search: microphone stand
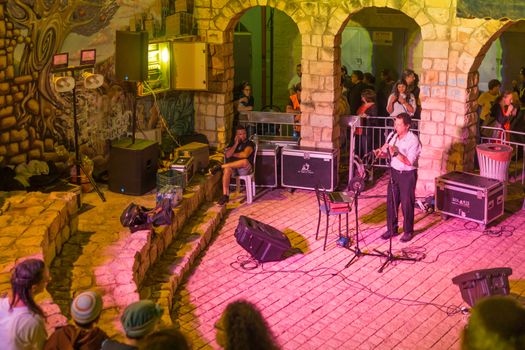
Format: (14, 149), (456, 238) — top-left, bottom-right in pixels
(374, 134), (417, 272)
(345, 156), (383, 267)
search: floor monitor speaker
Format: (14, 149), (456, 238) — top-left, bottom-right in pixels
(234, 216), (291, 263)
(109, 138), (159, 195)
(452, 267), (512, 307)
(115, 31), (148, 82)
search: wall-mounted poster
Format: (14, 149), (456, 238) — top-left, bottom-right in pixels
(372, 31), (393, 46)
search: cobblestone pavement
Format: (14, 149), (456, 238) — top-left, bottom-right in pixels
(173, 177), (525, 349)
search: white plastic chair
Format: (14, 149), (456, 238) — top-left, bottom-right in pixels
(233, 136), (258, 204)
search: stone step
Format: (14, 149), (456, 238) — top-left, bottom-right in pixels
(139, 202), (227, 326)
(45, 173), (221, 338)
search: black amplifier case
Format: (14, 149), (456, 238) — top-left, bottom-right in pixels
(255, 143), (280, 188)
(435, 171), (504, 228)
(281, 146), (338, 191)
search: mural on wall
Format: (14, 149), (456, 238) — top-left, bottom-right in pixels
(1, 0), (195, 172)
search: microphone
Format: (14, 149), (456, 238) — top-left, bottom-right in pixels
(386, 129), (397, 143)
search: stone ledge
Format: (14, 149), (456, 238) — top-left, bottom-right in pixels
(139, 202), (227, 325)
(92, 173), (221, 338)
(0, 191), (78, 292)
(0, 190), (78, 332)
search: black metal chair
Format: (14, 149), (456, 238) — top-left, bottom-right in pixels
(314, 185), (351, 251)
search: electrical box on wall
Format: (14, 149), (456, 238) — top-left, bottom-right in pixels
(137, 41), (171, 96)
(171, 42), (208, 90)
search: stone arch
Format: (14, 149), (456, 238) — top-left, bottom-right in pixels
(440, 19), (513, 173)
(196, 1), (307, 147)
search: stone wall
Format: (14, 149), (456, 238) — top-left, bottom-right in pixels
(0, 0), (515, 193)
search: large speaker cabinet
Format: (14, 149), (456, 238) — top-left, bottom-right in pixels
(234, 216), (291, 263)
(109, 138), (159, 195)
(115, 31), (148, 82)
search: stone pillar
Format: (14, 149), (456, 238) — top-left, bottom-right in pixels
(300, 34), (339, 150)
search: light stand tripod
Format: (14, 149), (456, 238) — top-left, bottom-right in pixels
(71, 81), (106, 204)
(345, 175), (383, 267)
(53, 63), (106, 206)
(373, 145), (416, 273)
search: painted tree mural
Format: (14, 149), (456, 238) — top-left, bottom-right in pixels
(6, 0), (119, 141)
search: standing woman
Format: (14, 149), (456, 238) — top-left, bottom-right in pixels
(387, 80), (416, 118)
(491, 91), (518, 142)
(0, 259), (49, 350)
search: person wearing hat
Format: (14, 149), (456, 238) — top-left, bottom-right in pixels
(44, 291), (108, 350)
(101, 300), (163, 350)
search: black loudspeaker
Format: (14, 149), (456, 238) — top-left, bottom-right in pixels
(109, 138), (159, 195)
(234, 216), (291, 263)
(452, 267), (512, 307)
(115, 30), (148, 82)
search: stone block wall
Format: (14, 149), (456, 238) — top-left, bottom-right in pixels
(0, 190), (78, 333)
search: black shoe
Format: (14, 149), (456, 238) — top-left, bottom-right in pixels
(381, 231), (398, 240)
(217, 195), (229, 205)
(210, 165), (222, 175)
(400, 232), (414, 242)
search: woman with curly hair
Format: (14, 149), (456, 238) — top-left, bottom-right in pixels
(0, 258), (49, 350)
(215, 300), (279, 350)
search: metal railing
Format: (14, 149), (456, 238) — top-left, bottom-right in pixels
(344, 116), (421, 170)
(238, 111), (299, 140)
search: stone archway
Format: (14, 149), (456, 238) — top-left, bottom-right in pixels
(331, 1), (445, 194)
(443, 18), (512, 174)
(193, 1), (311, 148)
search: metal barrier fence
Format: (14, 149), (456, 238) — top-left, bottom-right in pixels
(346, 116), (421, 171)
(480, 126), (525, 184)
(238, 111), (299, 138)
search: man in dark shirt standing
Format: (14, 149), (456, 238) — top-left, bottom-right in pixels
(211, 125), (255, 205)
(348, 70), (367, 115)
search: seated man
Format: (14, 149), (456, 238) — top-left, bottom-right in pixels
(210, 125), (255, 205)
(286, 83), (302, 138)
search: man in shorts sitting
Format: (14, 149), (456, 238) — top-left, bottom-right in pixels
(210, 125), (255, 205)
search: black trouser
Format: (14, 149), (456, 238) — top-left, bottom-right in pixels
(387, 168), (417, 234)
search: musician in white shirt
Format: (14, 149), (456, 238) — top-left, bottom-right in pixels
(374, 113), (421, 242)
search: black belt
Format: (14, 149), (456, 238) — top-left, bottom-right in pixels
(392, 168), (416, 174)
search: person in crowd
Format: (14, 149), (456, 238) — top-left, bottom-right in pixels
(0, 258), (49, 350)
(491, 90), (518, 142)
(138, 328), (190, 350)
(341, 65), (352, 92)
(215, 300), (279, 350)
(477, 79), (501, 139)
(237, 82), (254, 113)
(386, 80), (416, 118)
(355, 89), (378, 157)
(401, 69), (420, 105)
(210, 125), (255, 206)
(363, 72), (376, 91)
(45, 291), (108, 350)
(377, 69), (395, 117)
(401, 69), (421, 120)
(101, 300), (163, 350)
(348, 70), (367, 115)
(286, 83), (302, 138)
(517, 67), (525, 120)
(374, 113), (421, 242)
(287, 63), (302, 96)
(461, 296), (525, 350)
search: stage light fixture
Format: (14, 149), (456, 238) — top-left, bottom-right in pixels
(52, 74), (75, 93)
(81, 69), (104, 89)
